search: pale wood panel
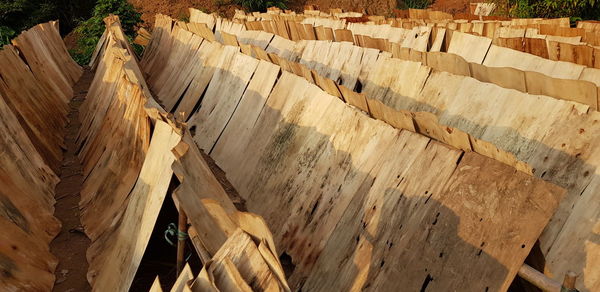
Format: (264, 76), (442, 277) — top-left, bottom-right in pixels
(212, 73), (401, 287)
(189, 8), (216, 29)
(447, 31), (492, 63)
(579, 67), (600, 87)
(0, 216), (57, 291)
(525, 71), (598, 109)
(0, 168), (60, 245)
(238, 30), (274, 49)
(171, 264), (194, 292)
(429, 28), (446, 52)
(141, 16), (596, 290)
(0, 93), (58, 211)
(362, 56), (431, 110)
(211, 60), (281, 172)
(469, 62), (527, 92)
(77, 36), (150, 240)
(209, 230), (283, 291)
(12, 22), (82, 102)
(150, 27), (204, 111)
(172, 131), (290, 291)
(189, 50), (259, 151)
(483, 45), (585, 79)
(426, 52), (471, 76)
(301, 142), (560, 292)
(174, 41), (227, 121)
(545, 171), (600, 292)
(149, 277), (163, 292)
(0, 19), (80, 292)
(265, 35), (303, 61)
(0, 45), (67, 169)
(141, 14), (175, 78)
(89, 120), (181, 291)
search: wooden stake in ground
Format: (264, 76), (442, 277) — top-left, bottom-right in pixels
(176, 209), (188, 276)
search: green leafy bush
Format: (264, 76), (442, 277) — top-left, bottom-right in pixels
(506, 0), (600, 19)
(1, 0), (96, 41)
(0, 26), (15, 46)
(398, 0), (433, 9)
(236, 0), (287, 12)
(0, 0), (59, 45)
(70, 0), (141, 65)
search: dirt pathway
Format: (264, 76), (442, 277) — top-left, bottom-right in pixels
(50, 69), (94, 292)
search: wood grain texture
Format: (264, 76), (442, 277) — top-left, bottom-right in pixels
(0, 19), (79, 292)
(188, 50), (259, 151)
(138, 15), (599, 290)
(89, 120), (181, 291)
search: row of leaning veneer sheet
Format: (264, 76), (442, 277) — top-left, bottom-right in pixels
(0, 21), (82, 291)
(227, 6), (600, 68)
(149, 128), (292, 292)
(137, 17), (565, 291)
(141, 15), (532, 175)
(209, 13), (600, 113)
(239, 5), (600, 45)
(232, 7), (561, 24)
(222, 21), (600, 292)
(186, 14), (600, 120)
(190, 9), (600, 110)
(141, 13), (599, 291)
(263, 28), (600, 111)
(234, 13), (600, 78)
(79, 16), (290, 292)
(0, 21), (82, 171)
(76, 15), (177, 292)
(234, 6), (600, 42)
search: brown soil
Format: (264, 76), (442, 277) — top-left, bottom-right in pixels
(303, 0), (397, 16)
(49, 69), (94, 292)
(429, 0), (470, 14)
(126, 0), (404, 28)
(129, 0), (243, 27)
(129, 0), (474, 34)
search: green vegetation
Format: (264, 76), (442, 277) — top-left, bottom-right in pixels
(506, 0), (600, 19)
(398, 0), (433, 9)
(0, 0), (140, 63)
(70, 0), (141, 65)
(0, 25), (15, 45)
(0, 0), (96, 46)
(236, 0), (287, 12)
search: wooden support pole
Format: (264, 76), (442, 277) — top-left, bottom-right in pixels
(563, 271), (578, 291)
(518, 264), (562, 292)
(176, 208), (188, 276)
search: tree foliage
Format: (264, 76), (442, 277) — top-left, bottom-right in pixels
(0, 0), (95, 46)
(398, 0), (433, 9)
(236, 0), (287, 12)
(71, 0), (141, 65)
(507, 0), (600, 19)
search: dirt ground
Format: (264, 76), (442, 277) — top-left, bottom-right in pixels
(49, 69), (94, 292)
(126, 0), (471, 28)
(128, 0), (244, 27)
(429, 0), (470, 14)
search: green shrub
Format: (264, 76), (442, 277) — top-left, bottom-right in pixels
(0, 26), (16, 46)
(398, 0), (433, 9)
(236, 0), (287, 12)
(506, 0), (600, 19)
(0, 0), (62, 46)
(70, 0), (141, 65)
